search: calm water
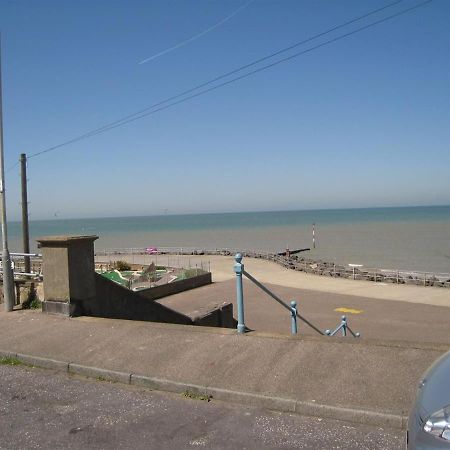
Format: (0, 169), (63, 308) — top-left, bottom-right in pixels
(7, 206), (450, 273)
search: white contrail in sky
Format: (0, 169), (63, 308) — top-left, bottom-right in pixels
(139, 0), (255, 65)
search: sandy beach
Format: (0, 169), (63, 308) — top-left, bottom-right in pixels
(96, 253), (450, 307)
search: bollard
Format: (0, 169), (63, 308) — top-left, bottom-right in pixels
(325, 314), (359, 337)
(341, 315), (347, 337)
(290, 300), (298, 335)
(234, 253), (246, 333)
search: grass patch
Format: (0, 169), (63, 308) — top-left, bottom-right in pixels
(96, 376), (117, 383)
(0, 356), (23, 366)
(29, 298), (42, 309)
(22, 286), (41, 310)
(182, 390), (212, 402)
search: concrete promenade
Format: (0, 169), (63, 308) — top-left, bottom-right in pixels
(158, 278), (450, 342)
(0, 309), (448, 429)
(100, 252), (450, 340)
(97, 253), (450, 307)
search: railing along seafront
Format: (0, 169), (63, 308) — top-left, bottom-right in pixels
(95, 250), (211, 274)
(0, 252), (42, 280)
(95, 247), (450, 289)
(234, 253), (360, 337)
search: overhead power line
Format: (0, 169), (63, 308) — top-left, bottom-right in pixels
(28, 0), (431, 160)
(49, 0), (406, 146)
(27, 0), (405, 158)
(26, 0), (408, 159)
(5, 161), (19, 174)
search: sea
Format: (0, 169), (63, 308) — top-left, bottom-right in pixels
(6, 205), (450, 274)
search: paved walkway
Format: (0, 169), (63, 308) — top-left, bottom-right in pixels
(0, 310), (447, 429)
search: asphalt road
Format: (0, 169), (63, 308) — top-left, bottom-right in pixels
(0, 363), (405, 450)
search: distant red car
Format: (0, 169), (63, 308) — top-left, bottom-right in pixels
(145, 247), (158, 254)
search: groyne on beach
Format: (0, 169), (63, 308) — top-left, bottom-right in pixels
(96, 247), (450, 289)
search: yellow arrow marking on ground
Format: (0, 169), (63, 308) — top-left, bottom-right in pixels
(334, 307), (363, 314)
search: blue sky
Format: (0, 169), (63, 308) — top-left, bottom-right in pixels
(0, 0), (448, 220)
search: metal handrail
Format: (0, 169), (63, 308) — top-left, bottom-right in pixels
(0, 252), (42, 280)
(234, 253), (360, 338)
(10, 252), (41, 258)
(242, 269), (324, 336)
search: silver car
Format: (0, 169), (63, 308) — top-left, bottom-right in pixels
(408, 350), (450, 449)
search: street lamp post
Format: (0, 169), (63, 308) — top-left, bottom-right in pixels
(0, 35), (16, 311)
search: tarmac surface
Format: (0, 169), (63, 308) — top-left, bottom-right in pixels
(98, 253), (450, 342)
(0, 363), (405, 449)
(158, 278), (450, 342)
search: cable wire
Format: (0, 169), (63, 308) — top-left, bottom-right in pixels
(28, 0), (407, 158)
(28, 0), (431, 159)
(5, 161), (19, 174)
(28, 0), (405, 157)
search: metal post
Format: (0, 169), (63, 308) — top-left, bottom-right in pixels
(234, 253), (246, 333)
(312, 223), (316, 249)
(20, 153), (30, 273)
(0, 35), (15, 311)
(341, 315), (347, 337)
(290, 300), (298, 335)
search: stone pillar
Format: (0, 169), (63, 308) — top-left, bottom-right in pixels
(36, 235), (98, 316)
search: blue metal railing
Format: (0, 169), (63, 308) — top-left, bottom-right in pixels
(325, 315), (360, 337)
(234, 253), (360, 338)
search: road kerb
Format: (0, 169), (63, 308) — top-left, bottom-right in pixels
(68, 363), (131, 384)
(131, 374), (206, 396)
(0, 349), (18, 359)
(206, 387), (296, 413)
(16, 353), (69, 372)
(295, 400), (405, 429)
(4, 351), (409, 429)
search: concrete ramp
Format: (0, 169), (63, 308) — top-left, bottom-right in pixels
(81, 274), (234, 328)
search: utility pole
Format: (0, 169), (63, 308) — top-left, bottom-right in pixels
(20, 153), (30, 273)
(0, 34), (16, 311)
